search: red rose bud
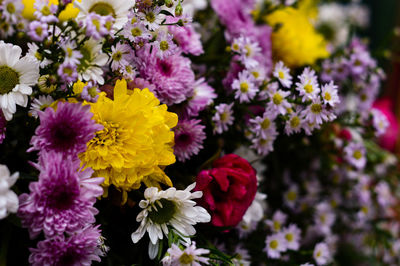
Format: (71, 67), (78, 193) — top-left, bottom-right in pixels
(194, 154), (257, 227)
(338, 128), (352, 141)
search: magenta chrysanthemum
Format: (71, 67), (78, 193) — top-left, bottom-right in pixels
(18, 152), (104, 238)
(29, 102), (103, 156)
(28, 226), (104, 266)
(174, 119), (206, 162)
(136, 45), (195, 105)
(0, 111), (6, 144)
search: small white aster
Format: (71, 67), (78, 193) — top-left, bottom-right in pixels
(232, 71), (258, 103)
(264, 233), (287, 259)
(321, 81), (340, 107)
(273, 61), (292, 88)
(295, 67), (320, 102)
(29, 95), (54, 118)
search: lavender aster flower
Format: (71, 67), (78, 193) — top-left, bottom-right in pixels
(34, 0), (58, 23)
(28, 21), (48, 42)
(29, 226), (105, 266)
(58, 62), (78, 84)
(29, 102), (103, 156)
(212, 103), (234, 134)
(185, 78), (217, 117)
(18, 152), (104, 238)
(174, 119), (206, 162)
(81, 81), (100, 103)
(154, 31), (179, 59)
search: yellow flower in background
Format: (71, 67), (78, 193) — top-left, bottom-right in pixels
(79, 79), (178, 204)
(22, 0), (79, 21)
(265, 0), (328, 68)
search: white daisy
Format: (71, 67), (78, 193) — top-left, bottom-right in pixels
(295, 67), (320, 102)
(77, 38), (108, 84)
(162, 242), (209, 266)
(264, 233), (287, 259)
(266, 210), (287, 232)
(313, 242), (331, 265)
(0, 164), (19, 219)
(321, 81), (340, 107)
(273, 61), (292, 88)
(110, 43), (131, 72)
(29, 95), (54, 118)
(0, 42), (39, 121)
(74, 0), (135, 30)
(26, 43), (52, 68)
(267, 87), (291, 115)
(138, 6), (165, 31)
(131, 183), (210, 258)
(0, 0), (23, 23)
(232, 71), (258, 103)
(283, 185), (299, 208)
(302, 98), (333, 125)
(282, 224), (301, 251)
(284, 109), (304, 135)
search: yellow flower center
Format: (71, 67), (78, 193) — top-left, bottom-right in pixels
(270, 240), (279, 249)
(88, 87), (98, 98)
(6, 3), (15, 13)
(278, 71), (285, 79)
(41, 6), (51, 16)
(145, 11), (156, 23)
(148, 198), (176, 224)
(324, 92), (332, 101)
(311, 103), (322, 114)
(353, 150), (362, 160)
(252, 71), (259, 79)
(290, 116), (300, 128)
(273, 93), (283, 105)
(232, 43), (239, 51)
(304, 83), (313, 93)
(220, 112), (229, 122)
(89, 2), (116, 17)
(285, 233), (294, 242)
(35, 26), (43, 36)
(0, 66), (19, 94)
(273, 221), (281, 231)
(179, 252), (194, 264)
(112, 51), (123, 61)
(261, 118), (271, 129)
(160, 40), (169, 51)
(287, 190), (297, 201)
(240, 82), (249, 93)
(131, 27), (142, 37)
(316, 251), (322, 258)
(91, 18), (101, 31)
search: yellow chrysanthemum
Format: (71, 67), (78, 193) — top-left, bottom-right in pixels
(265, 2), (329, 68)
(22, 0), (79, 21)
(79, 79), (178, 203)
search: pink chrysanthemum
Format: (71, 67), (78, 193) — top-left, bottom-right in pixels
(18, 152), (104, 238)
(174, 119), (206, 162)
(136, 45), (195, 105)
(29, 102), (102, 156)
(29, 226), (104, 266)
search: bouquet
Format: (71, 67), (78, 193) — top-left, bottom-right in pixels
(0, 0), (399, 265)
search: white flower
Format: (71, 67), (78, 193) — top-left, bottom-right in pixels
(77, 38), (108, 85)
(295, 67), (320, 102)
(74, 0), (135, 30)
(232, 245), (251, 266)
(26, 43), (52, 68)
(314, 202), (336, 236)
(131, 183), (211, 259)
(162, 242), (209, 266)
(241, 192), (267, 225)
(266, 210), (287, 232)
(283, 185), (299, 208)
(267, 87), (291, 116)
(0, 164), (19, 219)
(232, 71), (258, 103)
(0, 42), (39, 121)
(29, 95), (54, 118)
(321, 81), (340, 107)
(282, 224), (301, 251)
(370, 108), (389, 137)
(109, 43), (131, 72)
(273, 61), (292, 88)
(138, 6), (165, 31)
(284, 109), (304, 136)
(302, 98), (334, 125)
(264, 233), (287, 259)
(344, 142), (366, 170)
(313, 242), (331, 265)
(212, 103), (234, 134)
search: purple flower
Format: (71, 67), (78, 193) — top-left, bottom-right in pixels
(81, 81), (100, 103)
(212, 103), (234, 134)
(81, 13), (114, 40)
(0, 111), (6, 144)
(185, 78), (216, 117)
(29, 102), (103, 156)
(34, 0), (58, 23)
(28, 21), (48, 41)
(344, 142), (367, 170)
(58, 62), (78, 84)
(18, 152), (104, 238)
(154, 30), (179, 59)
(167, 15), (204, 56)
(29, 226), (104, 266)
(136, 45), (195, 105)
(174, 119), (206, 162)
